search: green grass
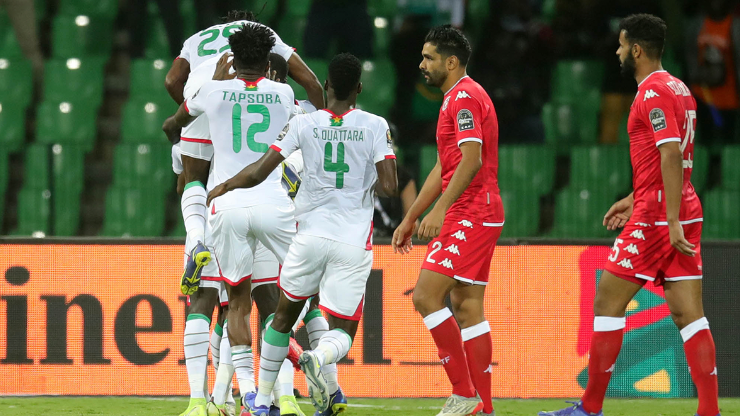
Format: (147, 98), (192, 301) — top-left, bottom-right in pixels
(0, 397), (738, 415)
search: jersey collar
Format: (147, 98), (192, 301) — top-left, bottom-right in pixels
(638, 70), (667, 87)
(322, 108), (356, 127)
(444, 75), (469, 95)
(239, 77), (265, 90)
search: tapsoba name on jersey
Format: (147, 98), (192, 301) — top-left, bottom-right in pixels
(314, 128), (365, 142)
(221, 91), (283, 104)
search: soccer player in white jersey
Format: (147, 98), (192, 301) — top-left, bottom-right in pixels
(206, 53), (399, 416)
(163, 25), (308, 416)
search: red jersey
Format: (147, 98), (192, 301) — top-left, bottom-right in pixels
(436, 76), (504, 223)
(628, 70), (702, 225)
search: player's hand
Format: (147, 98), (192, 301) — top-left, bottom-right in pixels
(268, 69), (279, 82)
(206, 183), (229, 206)
(417, 207), (444, 241)
(392, 219), (414, 254)
(603, 196), (634, 230)
(162, 116), (181, 144)
(668, 220), (696, 256)
(213, 53), (236, 80)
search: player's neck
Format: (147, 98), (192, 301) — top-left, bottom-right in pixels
(441, 69), (468, 94)
(236, 70), (264, 82)
(634, 62), (664, 85)
(326, 99), (355, 116)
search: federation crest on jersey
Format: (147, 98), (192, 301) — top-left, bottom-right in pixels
(386, 129), (393, 149)
(243, 80), (259, 91)
(277, 123), (289, 141)
(457, 109), (474, 132)
(330, 114), (344, 126)
(649, 108), (667, 132)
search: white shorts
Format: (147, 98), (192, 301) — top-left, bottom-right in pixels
(279, 234), (373, 321)
(208, 204), (296, 286)
(180, 115), (213, 161)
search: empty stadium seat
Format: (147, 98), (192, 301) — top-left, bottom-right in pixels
(500, 190), (540, 238)
(551, 60), (605, 102)
(0, 102), (26, 153)
(101, 187), (166, 237)
(356, 59), (395, 117)
(23, 144), (51, 190)
(52, 14), (113, 58)
(542, 91), (601, 145)
(58, 0), (119, 19)
(549, 187), (617, 238)
(690, 145), (708, 194)
(43, 58), (106, 109)
(0, 150), (8, 193)
(277, 15), (307, 54)
(720, 145), (740, 191)
(0, 13), (23, 58)
(702, 189), (740, 240)
(15, 187), (51, 236)
(53, 189), (81, 236)
(112, 143), (173, 193)
(285, 0), (311, 17)
(498, 145), (556, 196)
(569, 146), (631, 192)
(129, 58), (171, 101)
(121, 99), (178, 144)
(36, 101), (97, 151)
(0, 58), (33, 110)
(52, 144), (86, 194)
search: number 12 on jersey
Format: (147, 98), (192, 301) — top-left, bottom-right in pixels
(324, 142), (350, 189)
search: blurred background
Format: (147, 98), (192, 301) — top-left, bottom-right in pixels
(0, 0), (738, 240)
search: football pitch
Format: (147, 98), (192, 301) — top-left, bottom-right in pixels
(1, 397), (739, 416)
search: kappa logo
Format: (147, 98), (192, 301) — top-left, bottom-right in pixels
(618, 258), (634, 269)
(439, 258), (454, 269)
(630, 230), (646, 240)
(484, 365), (493, 374)
(455, 90), (471, 101)
(606, 363), (616, 373)
(451, 230), (467, 241)
(442, 96), (451, 111)
(635, 222), (651, 227)
(643, 89), (660, 101)
(710, 367), (718, 376)
(625, 243), (640, 255)
(458, 220), (473, 228)
(444, 244), (461, 255)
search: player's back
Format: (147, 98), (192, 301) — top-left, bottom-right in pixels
(187, 77), (294, 210)
(271, 108), (395, 248)
(628, 70), (702, 223)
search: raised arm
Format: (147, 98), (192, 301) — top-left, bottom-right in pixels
(165, 58), (190, 105)
(206, 149), (286, 205)
(288, 53), (325, 109)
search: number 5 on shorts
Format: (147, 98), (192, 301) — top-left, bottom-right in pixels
(324, 142), (350, 189)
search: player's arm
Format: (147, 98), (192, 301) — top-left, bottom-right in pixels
(603, 191), (634, 230)
(165, 58), (190, 105)
(392, 157), (442, 253)
(206, 149), (285, 205)
(375, 158), (398, 197)
(287, 53), (325, 109)
(162, 104), (197, 144)
(660, 142), (696, 256)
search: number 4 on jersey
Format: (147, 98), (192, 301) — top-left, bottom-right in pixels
(324, 142), (350, 189)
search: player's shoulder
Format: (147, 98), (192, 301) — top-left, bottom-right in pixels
(637, 71), (691, 106)
(350, 109), (389, 129)
(447, 77), (489, 109)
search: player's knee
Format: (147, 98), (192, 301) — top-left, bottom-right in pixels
(669, 309), (703, 330)
(412, 287), (442, 316)
(593, 293), (625, 317)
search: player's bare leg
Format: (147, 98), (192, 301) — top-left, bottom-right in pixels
(414, 269), (483, 415)
(450, 284), (494, 415)
(664, 280), (719, 416)
(181, 288), (218, 416)
(224, 282), (256, 409)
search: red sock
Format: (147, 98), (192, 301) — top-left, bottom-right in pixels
(463, 321), (494, 413)
(682, 319), (719, 416)
(581, 316), (625, 414)
(423, 308), (476, 398)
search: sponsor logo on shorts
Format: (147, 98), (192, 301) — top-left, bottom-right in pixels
(649, 108), (667, 132)
(444, 244), (461, 255)
(643, 89), (659, 101)
(457, 109), (474, 132)
(455, 90), (471, 101)
(439, 258), (454, 269)
(458, 220), (473, 228)
(630, 230), (645, 240)
(617, 258), (634, 269)
(451, 230), (467, 241)
(625, 244), (640, 255)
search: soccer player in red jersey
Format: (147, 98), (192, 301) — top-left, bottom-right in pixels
(393, 25), (503, 416)
(540, 14), (720, 416)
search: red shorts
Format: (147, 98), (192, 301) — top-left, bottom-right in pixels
(420, 216), (502, 285)
(604, 220), (703, 286)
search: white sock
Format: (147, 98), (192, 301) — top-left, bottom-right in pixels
(213, 323), (234, 406)
(182, 181), (207, 253)
(277, 359), (295, 398)
(211, 323), (222, 372)
(231, 345), (255, 400)
(315, 329), (352, 367)
(304, 309), (338, 394)
(256, 327), (290, 408)
(184, 314), (210, 400)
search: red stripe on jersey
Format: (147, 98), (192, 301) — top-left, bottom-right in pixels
(269, 144), (282, 152)
(322, 108), (356, 118)
(183, 100), (190, 114)
(385, 155), (396, 160)
(365, 222), (373, 250)
(181, 137), (212, 144)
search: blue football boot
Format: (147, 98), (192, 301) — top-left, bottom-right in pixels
(181, 240), (211, 295)
(240, 391), (271, 416)
(312, 387), (348, 416)
(538, 401), (603, 416)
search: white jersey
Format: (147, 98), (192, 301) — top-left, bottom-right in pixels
(179, 21), (294, 100)
(271, 109), (396, 248)
(185, 77), (294, 210)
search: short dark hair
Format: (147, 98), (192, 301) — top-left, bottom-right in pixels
(424, 24), (472, 66)
(328, 53), (362, 101)
(222, 10), (257, 23)
(229, 23), (275, 72)
(269, 53), (288, 82)
(619, 14), (666, 60)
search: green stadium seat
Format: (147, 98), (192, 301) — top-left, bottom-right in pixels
(0, 150), (8, 193)
(551, 60), (605, 102)
(0, 58), (33, 110)
(23, 144), (50, 190)
(52, 144), (86, 195)
(285, 0), (311, 17)
(130, 58), (172, 101)
(500, 190), (540, 238)
(0, 13), (23, 58)
(720, 145), (740, 191)
(702, 190), (740, 240)
(0, 102), (26, 153)
(418, 145), (437, 186)
(542, 95), (601, 146)
(43, 58), (106, 109)
(569, 146), (631, 192)
(550, 187), (617, 238)
(144, 17), (171, 59)
(101, 187), (166, 237)
(180, 0), (196, 37)
(367, 0), (397, 17)
(356, 59), (395, 117)
(170, 217), (186, 237)
(121, 98), (178, 144)
(277, 15), (306, 53)
(36, 101), (97, 151)
(15, 187), (51, 236)
(58, 0), (119, 19)
(465, 0), (489, 39)
(112, 143), (173, 193)
(52, 14), (113, 58)
(690, 145), (708, 193)
(53, 189), (81, 236)
(498, 145), (556, 196)
(373, 18), (391, 55)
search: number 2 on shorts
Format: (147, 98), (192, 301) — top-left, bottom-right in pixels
(324, 142), (350, 189)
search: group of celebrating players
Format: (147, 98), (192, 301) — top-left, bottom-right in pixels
(160, 9), (721, 416)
